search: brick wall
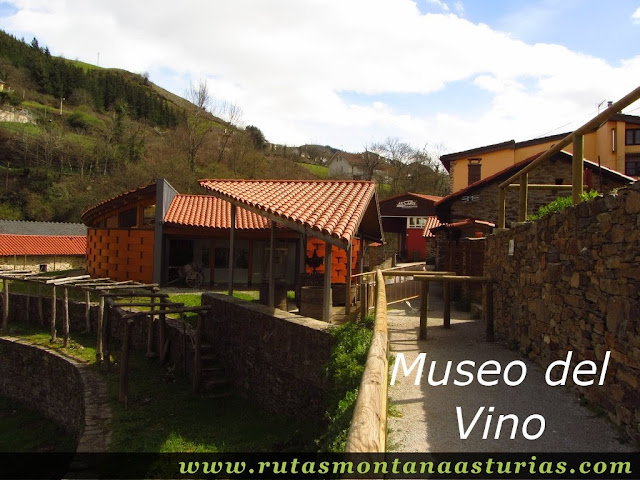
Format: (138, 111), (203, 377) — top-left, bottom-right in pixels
(484, 183), (640, 440)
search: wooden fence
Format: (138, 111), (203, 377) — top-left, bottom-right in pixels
(345, 269), (389, 452)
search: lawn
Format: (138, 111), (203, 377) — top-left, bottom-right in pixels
(296, 162), (328, 178)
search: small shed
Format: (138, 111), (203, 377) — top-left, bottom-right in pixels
(378, 192), (442, 263)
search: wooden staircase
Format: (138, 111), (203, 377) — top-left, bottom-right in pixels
(197, 343), (233, 399)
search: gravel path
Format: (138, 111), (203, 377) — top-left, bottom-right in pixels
(386, 287), (635, 453)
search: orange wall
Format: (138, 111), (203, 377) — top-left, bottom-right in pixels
(450, 121), (638, 193)
(86, 228), (154, 283)
(305, 238), (360, 283)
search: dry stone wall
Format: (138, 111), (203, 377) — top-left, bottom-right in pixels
(484, 182), (640, 440)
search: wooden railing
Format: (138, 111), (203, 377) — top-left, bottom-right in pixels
(497, 85), (640, 228)
(345, 269), (389, 452)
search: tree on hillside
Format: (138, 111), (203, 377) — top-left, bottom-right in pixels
(216, 100), (243, 164)
(183, 79), (212, 172)
(361, 143), (387, 181)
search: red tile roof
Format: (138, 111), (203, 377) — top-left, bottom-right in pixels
(198, 179), (381, 246)
(164, 195), (270, 229)
(0, 234), (86, 256)
(422, 216), (442, 238)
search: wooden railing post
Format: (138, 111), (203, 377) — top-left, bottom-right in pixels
(50, 285), (56, 342)
(2, 279), (8, 331)
(498, 187), (506, 229)
(419, 280), (429, 340)
(519, 173), (528, 222)
(573, 134), (584, 204)
(62, 287), (70, 348)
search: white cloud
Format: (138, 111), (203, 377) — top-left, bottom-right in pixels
(0, 0), (638, 154)
(633, 7), (640, 24)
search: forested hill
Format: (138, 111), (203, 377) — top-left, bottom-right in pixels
(0, 31), (179, 127)
(0, 31), (323, 223)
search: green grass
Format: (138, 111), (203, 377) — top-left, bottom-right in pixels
(296, 162), (328, 178)
(0, 396), (76, 452)
(0, 121), (42, 135)
(3, 322), (322, 452)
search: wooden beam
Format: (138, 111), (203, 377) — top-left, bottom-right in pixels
(84, 290), (91, 333)
(2, 279), (8, 331)
(45, 274), (91, 285)
(50, 286), (56, 342)
(323, 242), (332, 323)
(518, 173), (528, 222)
(573, 134), (584, 204)
(96, 296), (104, 363)
(345, 244), (352, 316)
(382, 270), (456, 277)
(498, 187), (506, 229)
(228, 204), (236, 296)
(506, 184), (574, 190)
(121, 306), (211, 320)
(498, 85), (640, 191)
(62, 287), (70, 348)
(268, 221), (276, 309)
(419, 281), (429, 340)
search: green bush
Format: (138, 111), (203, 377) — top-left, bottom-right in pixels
(66, 110), (103, 132)
(528, 189), (599, 220)
(316, 314), (374, 452)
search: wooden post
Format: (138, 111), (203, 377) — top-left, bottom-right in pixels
(104, 302), (111, 371)
(84, 290), (91, 333)
(2, 279), (8, 331)
(119, 319), (131, 406)
(25, 283), (30, 324)
(360, 281), (367, 319)
(50, 285), (56, 342)
(268, 222), (276, 309)
(443, 280), (450, 329)
(159, 311), (168, 365)
(96, 295), (104, 363)
(146, 296), (155, 358)
(498, 187), (506, 229)
(181, 313), (187, 375)
(38, 284), (43, 325)
(62, 287), (70, 348)
(573, 134), (584, 204)
(345, 244), (352, 316)
(323, 242), (332, 323)
(419, 280), (429, 340)
(518, 173), (528, 222)
(228, 204), (236, 296)
(193, 313), (202, 393)
(485, 281), (494, 342)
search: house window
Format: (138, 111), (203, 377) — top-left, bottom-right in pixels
(625, 154), (640, 176)
(468, 159), (482, 185)
(408, 217), (427, 229)
(142, 204), (156, 225)
(625, 129), (640, 146)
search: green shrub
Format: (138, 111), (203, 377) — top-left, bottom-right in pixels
(66, 110), (103, 132)
(316, 314), (374, 452)
(528, 189), (599, 220)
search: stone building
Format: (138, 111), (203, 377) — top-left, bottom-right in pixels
(435, 151), (635, 226)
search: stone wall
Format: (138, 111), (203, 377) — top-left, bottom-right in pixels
(484, 182), (640, 440)
(0, 337), (85, 439)
(0, 255), (85, 272)
(202, 293), (335, 419)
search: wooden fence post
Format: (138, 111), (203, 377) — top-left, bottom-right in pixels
(84, 290), (91, 333)
(50, 285), (57, 342)
(2, 279), (8, 331)
(96, 295), (104, 363)
(419, 281), (429, 340)
(119, 319), (132, 406)
(443, 280), (451, 329)
(38, 284), (43, 325)
(62, 287), (70, 348)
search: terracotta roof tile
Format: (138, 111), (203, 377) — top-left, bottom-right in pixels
(198, 179), (379, 245)
(0, 234), (86, 256)
(164, 195), (270, 229)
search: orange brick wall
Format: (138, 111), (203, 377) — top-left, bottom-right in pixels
(305, 239), (360, 283)
(86, 228), (154, 283)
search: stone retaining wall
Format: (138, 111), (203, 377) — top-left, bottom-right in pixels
(202, 293), (335, 419)
(484, 183), (640, 440)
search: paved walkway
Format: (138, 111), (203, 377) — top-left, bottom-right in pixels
(387, 287), (634, 453)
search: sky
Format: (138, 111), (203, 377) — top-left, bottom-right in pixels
(0, 0), (639, 156)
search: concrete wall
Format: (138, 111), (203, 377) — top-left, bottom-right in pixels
(484, 182), (640, 440)
(202, 293), (335, 419)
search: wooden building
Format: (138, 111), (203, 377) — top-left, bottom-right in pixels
(378, 192), (442, 263)
(82, 179), (383, 319)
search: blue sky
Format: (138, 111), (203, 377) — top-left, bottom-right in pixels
(0, 0), (638, 156)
